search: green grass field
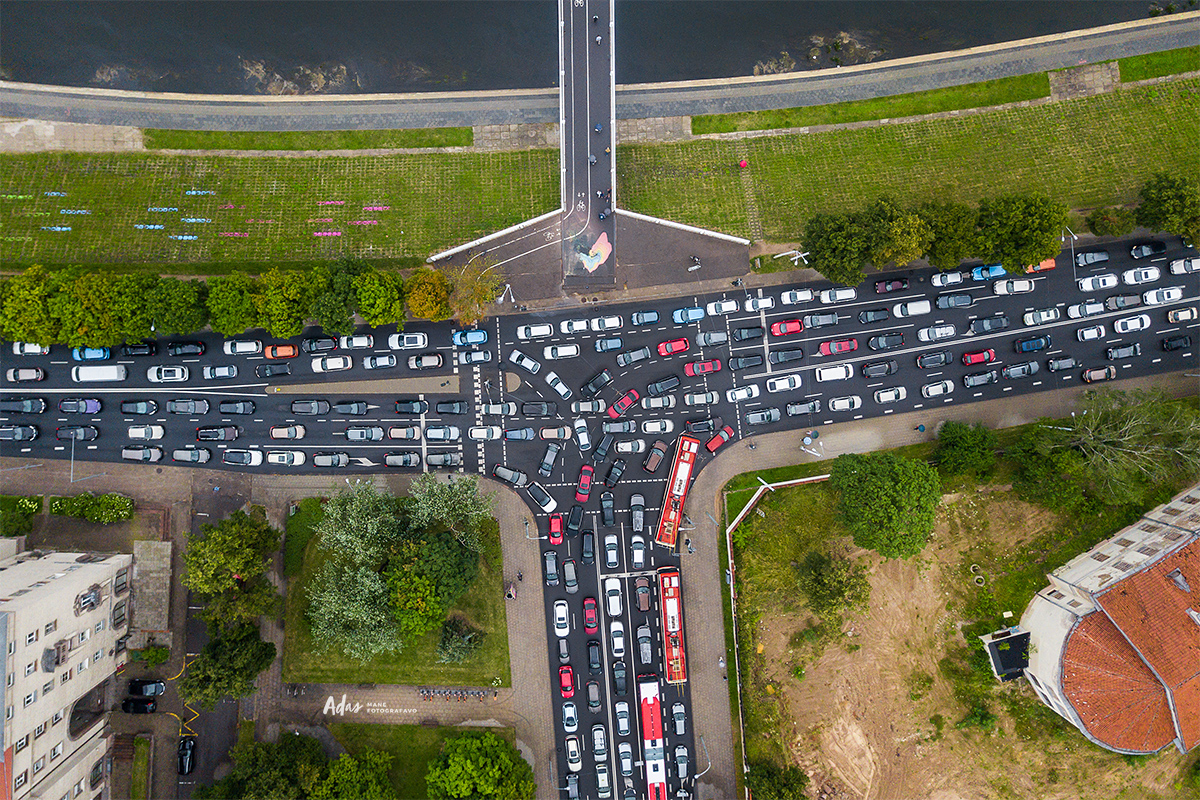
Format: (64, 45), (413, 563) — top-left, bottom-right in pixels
(1118, 45), (1200, 83)
(130, 737), (150, 800)
(143, 128), (473, 151)
(283, 497), (323, 579)
(328, 723), (516, 800)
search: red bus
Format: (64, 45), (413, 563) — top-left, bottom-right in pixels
(638, 675), (668, 800)
(654, 435), (701, 548)
(658, 568), (688, 684)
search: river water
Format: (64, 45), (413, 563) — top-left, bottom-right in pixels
(0, 1), (1155, 95)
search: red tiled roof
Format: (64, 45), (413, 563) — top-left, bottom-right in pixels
(1062, 612), (1176, 752)
(1095, 539), (1200, 750)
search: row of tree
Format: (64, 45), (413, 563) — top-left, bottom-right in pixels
(0, 258), (504, 348)
(802, 173), (1200, 286)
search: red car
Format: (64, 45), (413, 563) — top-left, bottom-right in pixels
(559, 665), (575, 698)
(548, 513), (564, 545)
(657, 338), (690, 357)
(607, 389), (639, 419)
(875, 278), (909, 294)
(819, 338), (858, 356)
(583, 597), (599, 633)
(706, 425), (735, 453)
(962, 349), (996, 366)
(770, 319), (803, 337)
(264, 344), (299, 359)
(575, 465), (595, 503)
(684, 359), (722, 377)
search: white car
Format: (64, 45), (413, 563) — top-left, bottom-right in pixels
(1143, 286), (1184, 305)
(266, 450), (306, 466)
(457, 350), (490, 365)
(874, 386), (907, 404)
(338, 334), (374, 350)
(610, 621), (626, 658)
(641, 420), (674, 435)
(917, 324), (956, 342)
(1024, 307), (1061, 326)
(590, 315), (622, 332)
(684, 392), (716, 406)
(614, 702), (631, 736)
(1077, 324), (1106, 342)
(1077, 273), (1118, 292)
(829, 395), (862, 412)
(640, 395), (675, 410)
(1169, 306), (1198, 323)
(1122, 267), (1161, 285)
(147, 365), (189, 383)
(781, 289), (814, 305)
(930, 271), (964, 287)
(553, 600), (570, 638)
(921, 380), (954, 398)
(481, 402), (517, 416)
(560, 319), (588, 334)
(1113, 314), (1151, 334)
(726, 385), (760, 403)
(127, 425), (165, 440)
(311, 355), (352, 372)
(820, 287), (857, 304)
(223, 340), (262, 356)
(515, 324), (553, 340)
(545, 371), (572, 399)
(468, 426), (502, 441)
(615, 439), (646, 454)
(571, 399), (607, 414)
(1067, 299), (1105, 319)
(363, 354), (397, 370)
(11, 342), (49, 356)
(544, 344), (580, 360)
(507, 349), (541, 374)
(270, 425), (306, 439)
(605, 577), (622, 616)
(706, 299), (738, 315)
(744, 296), (775, 312)
(425, 425), (461, 441)
(1170, 257), (1199, 275)
(388, 426), (420, 440)
(542, 426), (572, 440)
(993, 279), (1035, 295)
(387, 332), (428, 350)
(765, 374), (802, 393)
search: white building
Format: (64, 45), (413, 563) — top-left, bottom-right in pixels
(0, 544), (132, 800)
(1020, 482), (1200, 754)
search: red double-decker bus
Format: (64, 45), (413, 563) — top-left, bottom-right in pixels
(638, 675), (669, 800)
(654, 435), (701, 548)
(658, 568), (688, 684)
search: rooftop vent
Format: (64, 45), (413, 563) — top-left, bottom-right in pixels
(1187, 608), (1200, 629)
(1168, 569), (1191, 593)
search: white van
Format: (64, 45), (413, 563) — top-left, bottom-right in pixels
(893, 299), (932, 318)
(71, 365), (128, 382)
(814, 364), (853, 382)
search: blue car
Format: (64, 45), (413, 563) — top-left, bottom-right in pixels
(452, 329), (489, 347)
(71, 347), (111, 361)
(971, 264), (1007, 281)
(671, 307), (706, 324)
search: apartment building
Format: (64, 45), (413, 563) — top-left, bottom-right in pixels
(0, 546), (133, 800)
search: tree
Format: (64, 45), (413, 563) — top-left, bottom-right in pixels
(976, 194), (1068, 268)
(111, 274), (159, 343)
(385, 540), (447, 641)
(194, 731), (327, 800)
(0, 265), (60, 345)
(436, 616), (484, 664)
(314, 483), (407, 566)
(307, 560), (404, 661)
(207, 271), (261, 335)
(416, 528), (480, 607)
(863, 198), (932, 268)
(1136, 172), (1200, 243)
(1085, 206), (1136, 237)
(918, 202), (980, 269)
(310, 750), (397, 800)
(425, 731), (536, 800)
(183, 508), (282, 631)
(355, 269), (406, 328)
(178, 624), (276, 710)
(310, 258), (366, 336)
(795, 550), (871, 622)
(451, 261), (504, 325)
(407, 474), (495, 551)
(828, 453), (942, 559)
(49, 269), (122, 347)
(802, 212), (870, 286)
(257, 268), (313, 339)
(745, 761), (808, 800)
(935, 421), (998, 476)
(406, 268), (453, 321)
(152, 277), (209, 335)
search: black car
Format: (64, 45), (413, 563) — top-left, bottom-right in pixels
(395, 399), (430, 414)
(605, 459), (626, 488)
(582, 369), (614, 398)
(581, 530), (595, 564)
(588, 640), (602, 674)
(166, 341), (205, 357)
(802, 313), (838, 329)
(255, 362), (292, 379)
(291, 399), (330, 415)
(685, 416), (722, 434)
(301, 336), (338, 353)
(166, 398), (209, 415)
(1163, 335), (1192, 351)
(539, 442), (562, 477)
(600, 492), (616, 527)
(768, 348), (804, 364)
(435, 401), (468, 415)
(916, 350), (953, 369)
(592, 433), (614, 463)
(728, 355), (764, 371)
(612, 660), (627, 695)
(0, 425), (38, 441)
(963, 370), (999, 388)
(646, 375), (681, 396)
(1105, 294), (1142, 311)
(121, 698), (157, 714)
(119, 341), (156, 357)
(861, 359), (898, 378)
(1106, 343), (1142, 360)
(935, 293), (974, 309)
(332, 401), (368, 415)
(1130, 241), (1167, 259)
(197, 426), (239, 441)
(566, 504), (584, 535)
(858, 308), (889, 324)
(868, 333), (904, 351)
(521, 402), (557, 417)
(970, 315), (1010, 335)
(120, 400), (158, 415)
(732, 326), (764, 342)
(218, 401), (255, 415)
(178, 737), (197, 776)
(129, 679), (166, 697)
(56, 426), (99, 441)
(0, 397), (47, 414)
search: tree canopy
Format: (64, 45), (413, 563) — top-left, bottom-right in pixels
(354, 269), (406, 328)
(935, 421), (998, 476)
(183, 507), (282, 631)
(207, 272), (261, 336)
(918, 201), (981, 269)
(450, 261), (504, 325)
(313, 482), (407, 566)
(795, 550), (871, 622)
(863, 197), (932, 268)
(1136, 172), (1200, 243)
(194, 730), (326, 800)
(310, 750), (397, 800)
(406, 268), (454, 321)
(178, 623), (276, 710)
(745, 761), (809, 800)
(828, 453), (942, 559)
(407, 474), (495, 551)
(425, 731), (536, 800)
(802, 212), (869, 287)
(307, 560), (404, 661)
(977, 193), (1068, 268)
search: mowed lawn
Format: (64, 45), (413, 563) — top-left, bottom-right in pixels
(619, 79), (1200, 242)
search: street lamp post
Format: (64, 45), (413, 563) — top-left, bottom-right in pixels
(1063, 226), (1078, 282)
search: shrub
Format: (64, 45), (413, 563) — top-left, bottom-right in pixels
(435, 616), (485, 664)
(1084, 206), (1136, 237)
(0, 495), (42, 537)
(49, 492), (134, 524)
(131, 645), (170, 667)
(936, 421), (998, 476)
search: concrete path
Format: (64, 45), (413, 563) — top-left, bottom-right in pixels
(1, 14), (1195, 129)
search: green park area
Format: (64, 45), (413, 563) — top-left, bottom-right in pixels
(143, 127), (472, 151)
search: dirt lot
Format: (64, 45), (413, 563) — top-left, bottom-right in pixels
(751, 490), (1195, 800)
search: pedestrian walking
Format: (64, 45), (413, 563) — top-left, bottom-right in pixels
(517, 571), (523, 582)
(596, 35), (602, 45)
(592, 14), (598, 23)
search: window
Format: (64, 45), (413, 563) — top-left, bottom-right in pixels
(1163, 507), (1183, 517)
(78, 629), (90, 644)
(8, 641), (13, 655)
(1068, 600), (1083, 608)
(94, 620), (105, 634)
(1137, 545), (1160, 557)
(35, 722), (46, 738)
(45, 620), (57, 635)
(1116, 538), (1135, 547)
(78, 658), (89, 673)
(1114, 560), (1134, 572)
(51, 742), (62, 760)
(1049, 590), (1065, 600)
(6, 673), (12, 687)
(112, 601), (127, 629)
(1182, 495), (1199, 506)
(33, 757), (45, 774)
(15, 771), (28, 790)
(1091, 552), (1111, 563)
(43, 680), (53, 694)
(25, 661), (36, 676)
(114, 568), (129, 595)
(74, 778), (84, 797)
(26, 631), (37, 645)
(24, 691), (37, 706)
(5, 706), (12, 720)
(93, 649), (102, 663)
(15, 734), (29, 753)
(52, 710), (63, 725)
(61, 669), (72, 684)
